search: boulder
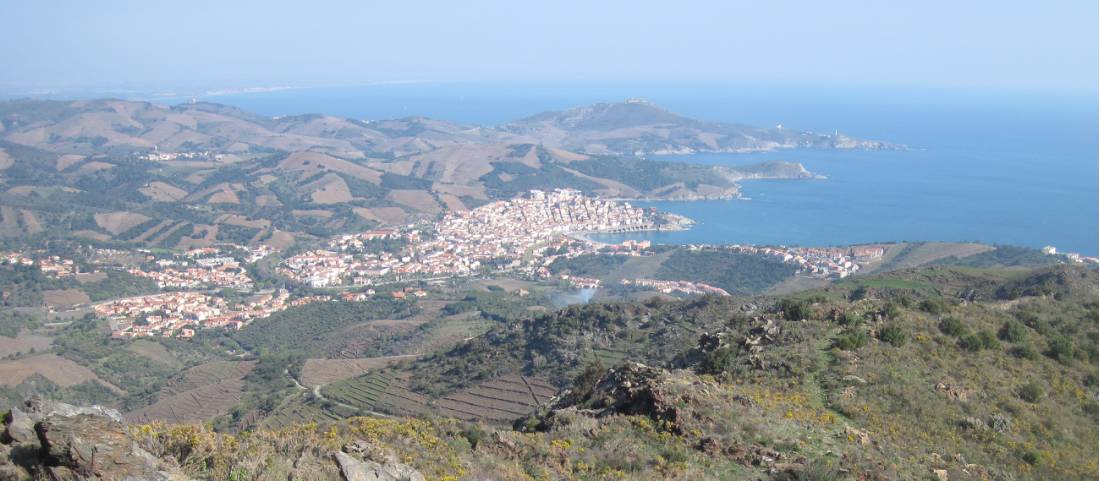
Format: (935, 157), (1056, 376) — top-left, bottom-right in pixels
(0, 463), (32, 481)
(1, 409), (36, 445)
(333, 451), (424, 481)
(521, 362), (710, 435)
(21, 396), (124, 424)
(844, 425), (870, 445)
(0, 397), (193, 481)
(36, 413), (168, 480)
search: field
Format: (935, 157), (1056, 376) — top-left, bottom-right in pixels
(127, 339), (182, 368)
(261, 397), (343, 429)
(94, 211), (151, 235)
(321, 372), (431, 417)
(353, 206), (407, 225)
(0, 207), (42, 238)
(309, 175), (354, 204)
(138, 181), (189, 201)
(125, 361), (256, 424)
(875, 242), (995, 271)
(434, 375), (556, 424)
(385, 189), (441, 213)
(41, 289), (91, 308)
(278, 151), (382, 184)
(0, 332), (52, 358)
(300, 355), (418, 387)
(0, 353), (106, 387)
(54, 154), (85, 171)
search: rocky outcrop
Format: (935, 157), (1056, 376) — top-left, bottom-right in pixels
(1, 397), (192, 481)
(522, 362), (701, 434)
(332, 442), (424, 481)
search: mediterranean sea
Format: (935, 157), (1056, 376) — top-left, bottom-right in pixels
(200, 82), (1099, 256)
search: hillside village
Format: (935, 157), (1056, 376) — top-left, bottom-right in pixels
(0, 189), (919, 340)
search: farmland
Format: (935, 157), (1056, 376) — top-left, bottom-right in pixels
(0, 332), (52, 358)
(124, 361), (256, 424)
(0, 353), (116, 391)
(434, 375), (556, 424)
(300, 355), (418, 387)
(321, 372), (431, 418)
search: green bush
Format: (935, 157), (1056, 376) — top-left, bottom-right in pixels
(1046, 336), (1075, 363)
(1009, 344), (1039, 360)
(778, 299), (812, 321)
(976, 329), (1000, 349)
(834, 328), (869, 351)
(938, 317), (966, 337)
(883, 301), (902, 319)
(998, 320), (1027, 343)
(920, 298), (947, 314)
(460, 424), (488, 449)
(699, 346), (737, 376)
(839, 311), (863, 327)
(1017, 382), (1044, 403)
(878, 325), (907, 347)
(959, 330), (998, 352)
(959, 334), (983, 352)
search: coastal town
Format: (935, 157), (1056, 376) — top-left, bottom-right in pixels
(6, 189), (1091, 339)
(278, 189), (678, 288)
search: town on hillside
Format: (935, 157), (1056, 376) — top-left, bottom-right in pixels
(3, 189), (1049, 340)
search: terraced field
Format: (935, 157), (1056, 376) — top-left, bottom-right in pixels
(262, 399), (343, 429)
(300, 356), (417, 387)
(125, 361), (255, 424)
(321, 372), (431, 417)
(435, 375), (557, 424)
(160, 361), (256, 397)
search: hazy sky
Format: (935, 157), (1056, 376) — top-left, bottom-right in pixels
(1, 0), (1096, 94)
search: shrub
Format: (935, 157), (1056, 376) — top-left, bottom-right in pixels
(568, 360), (606, 403)
(839, 311), (863, 327)
(699, 346), (737, 376)
(959, 330), (998, 352)
(998, 320), (1027, 343)
(1017, 382), (1044, 403)
(834, 328), (869, 351)
(849, 285), (869, 301)
(460, 424), (488, 449)
(882, 302), (902, 319)
(1009, 344), (1039, 360)
(920, 298), (947, 314)
(775, 458), (842, 481)
(1019, 449), (1041, 466)
(958, 334), (983, 352)
(1046, 336), (1075, 363)
(976, 329), (999, 349)
(878, 325), (907, 347)
(938, 317), (966, 337)
(778, 299), (812, 321)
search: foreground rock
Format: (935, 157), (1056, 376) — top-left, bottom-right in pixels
(520, 362), (706, 434)
(333, 451), (424, 481)
(1, 397), (192, 481)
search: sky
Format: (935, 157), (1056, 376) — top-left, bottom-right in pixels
(0, 0), (1096, 95)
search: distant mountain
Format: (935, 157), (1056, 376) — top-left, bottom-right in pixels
(501, 99), (897, 155)
(0, 98), (880, 249)
(0, 98), (499, 158)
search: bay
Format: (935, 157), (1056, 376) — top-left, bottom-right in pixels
(202, 82), (1099, 256)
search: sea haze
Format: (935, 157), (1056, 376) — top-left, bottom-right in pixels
(204, 83), (1099, 256)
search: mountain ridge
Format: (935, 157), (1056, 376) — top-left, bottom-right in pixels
(0, 98), (847, 249)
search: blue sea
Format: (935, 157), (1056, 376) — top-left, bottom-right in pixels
(198, 82), (1099, 256)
